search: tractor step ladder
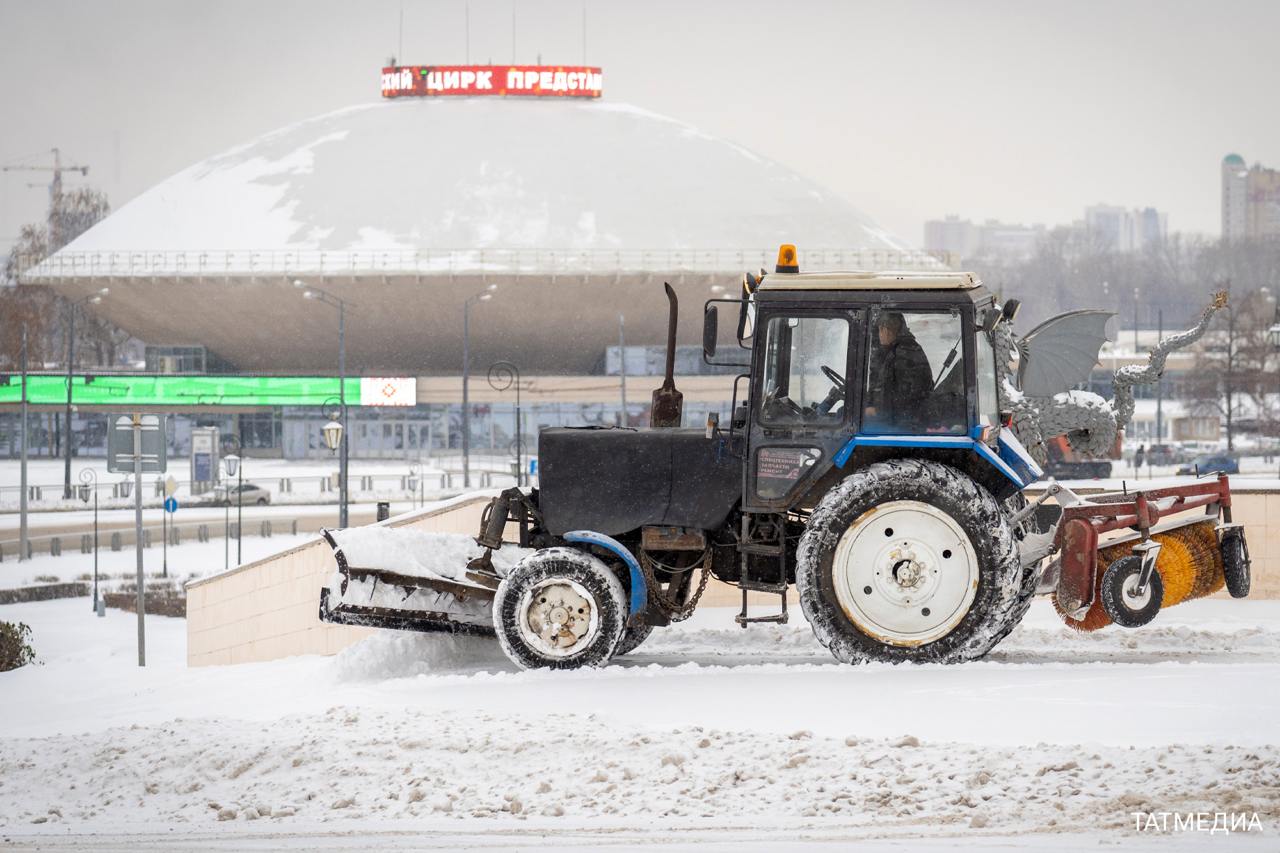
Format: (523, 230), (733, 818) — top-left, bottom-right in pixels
(735, 513), (789, 627)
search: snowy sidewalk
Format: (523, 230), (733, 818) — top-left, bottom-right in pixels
(1, 598), (1277, 848)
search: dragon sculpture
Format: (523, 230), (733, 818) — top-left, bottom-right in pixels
(994, 291), (1228, 465)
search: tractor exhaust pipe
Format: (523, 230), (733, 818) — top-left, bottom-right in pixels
(650, 282), (684, 428)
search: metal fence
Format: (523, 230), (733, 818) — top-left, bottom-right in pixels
(16, 247), (950, 280)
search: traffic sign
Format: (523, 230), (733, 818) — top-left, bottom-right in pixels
(164, 475), (178, 497)
(163, 497), (178, 514)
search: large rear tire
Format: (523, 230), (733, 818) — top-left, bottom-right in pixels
(493, 547), (627, 670)
(796, 459), (1021, 664)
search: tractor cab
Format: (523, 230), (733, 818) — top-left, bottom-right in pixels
(703, 245), (1036, 514)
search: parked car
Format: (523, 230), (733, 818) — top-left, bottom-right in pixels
(1146, 444), (1181, 466)
(221, 482), (271, 505)
(1176, 454), (1239, 476)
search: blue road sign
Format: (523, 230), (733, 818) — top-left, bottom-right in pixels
(164, 497), (178, 514)
(529, 458), (538, 476)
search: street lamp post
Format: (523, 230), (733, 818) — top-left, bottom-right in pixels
(222, 434), (242, 569)
(319, 397), (346, 511)
(296, 281), (350, 528)
(487, 360), (523, 487)
(1266, 296), (1280, 475)
(462, 284), (497, 489)
(63, 288), (109, 498)
(78, 468), (99, 613)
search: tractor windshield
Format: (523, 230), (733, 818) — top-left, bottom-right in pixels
(759, 315), (850, 424)
(863, 308), (967, 435)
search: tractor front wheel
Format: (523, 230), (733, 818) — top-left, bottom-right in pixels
(796, 459), (1021, 664)
(493, 547), (627, 670)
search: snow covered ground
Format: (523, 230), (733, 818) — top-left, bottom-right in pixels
(1, 597), (1277, 849)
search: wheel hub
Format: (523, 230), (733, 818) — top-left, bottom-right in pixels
(1121, 573), (1152, 609)
(519, 579), (596, 657)
(832, 501), (979, 647)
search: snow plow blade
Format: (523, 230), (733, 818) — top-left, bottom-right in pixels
(317, 527), (499, 636)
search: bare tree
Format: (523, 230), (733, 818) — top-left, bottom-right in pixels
(1, 186), (126, 369)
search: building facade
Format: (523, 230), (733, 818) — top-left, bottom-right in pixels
(1222, 153), (1280, 241)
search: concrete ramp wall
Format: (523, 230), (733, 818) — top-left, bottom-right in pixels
(186, 494), (494, 666)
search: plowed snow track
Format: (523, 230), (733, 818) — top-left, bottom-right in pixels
(2, 597), (1278, 849)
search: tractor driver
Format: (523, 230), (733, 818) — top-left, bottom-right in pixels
(865, 311), (933, 431)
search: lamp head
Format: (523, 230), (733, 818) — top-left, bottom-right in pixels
(321, 419), (344, 453)
(224, 454), (240, 477)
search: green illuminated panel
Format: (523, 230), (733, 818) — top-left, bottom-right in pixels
(0, 375), (363, 407)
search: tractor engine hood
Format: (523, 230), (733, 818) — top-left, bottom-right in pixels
(537, 427), (741, 537)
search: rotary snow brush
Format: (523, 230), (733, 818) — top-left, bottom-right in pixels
(1056, 521), (1225, 632)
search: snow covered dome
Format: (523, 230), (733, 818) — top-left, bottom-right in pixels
(63, 98), (906, 255)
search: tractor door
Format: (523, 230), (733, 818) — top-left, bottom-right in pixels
(744, 309), (864, 512)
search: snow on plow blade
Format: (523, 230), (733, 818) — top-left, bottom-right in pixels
(318, 526), (529, 637)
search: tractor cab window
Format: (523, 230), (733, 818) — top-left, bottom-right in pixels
(759, 315), (850, 424)
(863, 308), (966, 435)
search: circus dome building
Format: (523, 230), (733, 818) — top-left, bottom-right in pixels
(29, 92), (928, 375)
(16, 68), (938, 459)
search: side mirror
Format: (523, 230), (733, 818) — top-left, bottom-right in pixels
(1002, 298), (1021, 324)
(737, 296), (756, 342)
(981, 308), (1002, 333)
(702, 305), (719, 359)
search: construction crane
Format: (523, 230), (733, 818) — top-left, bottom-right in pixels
(2, 147), (90, 249)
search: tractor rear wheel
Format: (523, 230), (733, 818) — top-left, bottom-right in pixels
(493, 547), (627, 670)
(796, 459), (1021, 664)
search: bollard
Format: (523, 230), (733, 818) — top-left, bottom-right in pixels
(377, 501), (390, 522)
(231, 522), (240, 540)
(49, 537), (62, 557)
(142, 529), (152, 549)
(261, 520), (272, 538)
(0, 543), (4, 563)
(291, 519), (298, 536)
(198, 523), (209, 543)
(81, 534), (92, 554)
(111, 532), (122, 552)
(170, 527), (180, 546)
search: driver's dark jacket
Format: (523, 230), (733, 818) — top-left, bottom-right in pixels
(867, 332), (932, 430)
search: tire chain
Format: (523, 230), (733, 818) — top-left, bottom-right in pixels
(639, 549), (712, 623)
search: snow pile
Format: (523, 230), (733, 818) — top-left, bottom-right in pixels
(1, 708), (1276, 834)
(328, 529), (531, 582)
(331, 630), (509, 682)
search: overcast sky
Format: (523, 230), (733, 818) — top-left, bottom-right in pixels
(1, 0), (1277, 251)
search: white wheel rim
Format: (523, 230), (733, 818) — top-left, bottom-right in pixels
(1121, 572), (1152, 610)
(832, 500), (979, 647)
(515, 577), (600, 659)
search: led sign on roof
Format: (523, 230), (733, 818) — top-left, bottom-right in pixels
(381, 65), (603, 99)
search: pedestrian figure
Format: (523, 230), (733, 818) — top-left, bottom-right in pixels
(1134, 444), (1146, 471)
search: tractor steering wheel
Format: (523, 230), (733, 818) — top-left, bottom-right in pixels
(764, 387), (805, 418)
(821, 364), (846, 392)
